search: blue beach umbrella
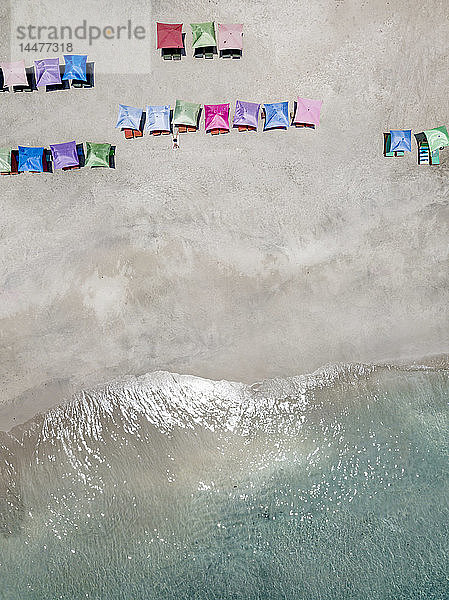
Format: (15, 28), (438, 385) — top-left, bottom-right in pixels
(18, 146), (44, 172)
(115, 104), (144, 130)
(62, 55), (88, 81)
(146, 105), (171, 132)
(389, 129), (412, 152)
(263, 102), (289, 130)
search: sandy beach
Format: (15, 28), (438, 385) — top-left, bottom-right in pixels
(1, 0), (448, 431)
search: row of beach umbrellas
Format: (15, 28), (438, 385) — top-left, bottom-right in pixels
(0, 56), (90, 89)
(157, 23), (242, 52)
(0, 142), (114, 174)
(116, 98), (323, 134)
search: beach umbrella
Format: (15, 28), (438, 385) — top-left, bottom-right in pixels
(0, 60), (28, 86)
(50, 141), (79, 169)
(191, 22), (217, 48)
(157, 23), (183, 48)
(62, 55), (87, 81)
(34, 58), (61, 87)
(115, 105), (143, 130)
(263, 102), (289, 130)
(204, 103), (230, 132)
(293, 97), (323, 127)
(217, 24), (243, 51)
(233, 100), (260, 129)
(0, 148), (12, 173)
(85, 143), (111, 168)
(173, 100), (201, 128)
(18, 146), (44, 172)
(423, 126), (449, 153)
(389, 130), (412, 152)
(146, 105), (171, 132)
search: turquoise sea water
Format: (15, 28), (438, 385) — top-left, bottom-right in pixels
(0, 364), (448, 599)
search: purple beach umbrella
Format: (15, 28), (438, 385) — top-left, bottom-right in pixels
(35, 58), (62, 87)
(233, 100), (260, 129)
(50, 141), (79, 169)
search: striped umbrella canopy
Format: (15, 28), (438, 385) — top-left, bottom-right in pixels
(423, 126), (449, 153)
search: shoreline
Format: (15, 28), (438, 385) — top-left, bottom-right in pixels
(1, 351), (448, 434)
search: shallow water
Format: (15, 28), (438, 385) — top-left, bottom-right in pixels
(0, 364), (448, 599)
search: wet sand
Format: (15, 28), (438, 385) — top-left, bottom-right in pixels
(1, 0), (448, 430)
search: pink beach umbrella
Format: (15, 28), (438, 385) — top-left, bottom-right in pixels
(204, 103), (230, 132)
(293, 97), (323, 127)
(0, 60), (28, 86)
(217, 24), (243, 51)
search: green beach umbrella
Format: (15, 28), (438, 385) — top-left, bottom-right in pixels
(0, 147), (12, 173)
(191, 22), (216, 48)
(173, 100), (201, 128)
(423, 126), (449, 154)
(85, 142), (111, 168)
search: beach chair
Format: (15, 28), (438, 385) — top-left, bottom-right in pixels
(76, 143), (85, 167)
(109, 146), (116, 169)
(0, 69), (8, 92)
(1, 150), (19, 175)
(431, 149), (440, 165)
(43, 149), (53, 172)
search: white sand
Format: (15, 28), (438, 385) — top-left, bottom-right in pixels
(0, 0), (448, 430)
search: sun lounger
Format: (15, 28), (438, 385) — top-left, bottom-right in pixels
(0, 69), (8, 92)
(109, 146), (116, 169)
(431, 149), (440, 165)
(383, 133), (394, 157)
